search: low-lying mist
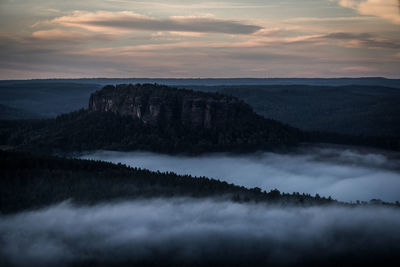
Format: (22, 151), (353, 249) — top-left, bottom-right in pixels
(81, 145), (400, 202)
(1, 199), (399, 266)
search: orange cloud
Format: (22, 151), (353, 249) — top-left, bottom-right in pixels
(31, 29), (111, 42)
(337, 0), (400, 24)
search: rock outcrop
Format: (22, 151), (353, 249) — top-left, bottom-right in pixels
(89, 84), (254, 129)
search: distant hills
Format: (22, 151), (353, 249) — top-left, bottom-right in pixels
(219, 85), (400, 136)
(0, 104), (42, 120)
(0, 82), (102, 117)
(2, 77), (400, 87)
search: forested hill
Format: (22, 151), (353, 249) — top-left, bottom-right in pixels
(217, 85), (400, 137)
(1, 83), (398, 153)
(0, 150), (337, 214)
(0, 84), (301, 154)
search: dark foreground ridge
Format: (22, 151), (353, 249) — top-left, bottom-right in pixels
(1, 150), (398, 214)
(0, 150), (336, 214)
(0, 84), (301, 154)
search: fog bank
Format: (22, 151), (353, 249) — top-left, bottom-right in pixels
(81, 146), (400, 202)
(1, 199), (399, 266)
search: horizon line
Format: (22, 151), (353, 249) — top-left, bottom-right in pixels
(1, 76), (399, 82)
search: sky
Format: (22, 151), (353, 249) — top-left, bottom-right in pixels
(0, 0), (399, 79)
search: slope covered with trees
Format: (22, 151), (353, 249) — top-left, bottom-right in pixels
(217, 85), (400, 137)
(0, 150), (339, 214)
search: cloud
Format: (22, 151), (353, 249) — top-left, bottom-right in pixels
(43, 10), (263, 35)
(321, 32), (400, 49)
(81, 146), (400, 202)
(251, 31), (400, 50)
(323, 32), (374, 39)
(338, 0), (359, 8)
(337, 0), (400, 24)
(30, 29), (114, 42)
(287, 16), (376, 22)
(249, 28), (283, 36)
(0, 199), (399, 266)
(0, 31), (398, 80)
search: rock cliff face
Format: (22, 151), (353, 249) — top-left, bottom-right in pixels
(89, 84), (255, 129)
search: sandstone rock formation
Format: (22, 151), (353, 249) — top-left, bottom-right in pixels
(89, 84), (254, 129)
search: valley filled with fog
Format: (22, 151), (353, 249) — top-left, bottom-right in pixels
(81, 145), (400, 202)
(1, 199), (400, 266)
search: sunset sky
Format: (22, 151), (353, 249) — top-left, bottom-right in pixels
(0, 0), (399, 79)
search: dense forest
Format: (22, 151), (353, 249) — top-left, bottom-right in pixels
(216, 85), (400, 137)
(1, 80), (399, 146)
(0, 84), (302, 154)
(0, 110), (302, 154)
(0, 150), (346, 214)
(1, 90), (399, 154)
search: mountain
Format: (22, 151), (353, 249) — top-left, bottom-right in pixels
(0, 84), (301, 154)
